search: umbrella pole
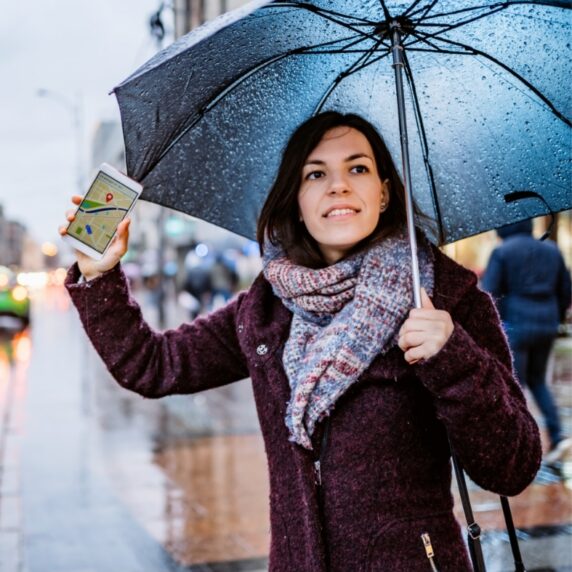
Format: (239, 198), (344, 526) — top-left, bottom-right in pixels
(390, 23), (422, 309)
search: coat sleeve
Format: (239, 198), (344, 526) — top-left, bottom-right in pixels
(480, 247), (504, 299)
(556, 255), (572, 321)
(414, 279), (542, 496)
(65, 263), (249, 398)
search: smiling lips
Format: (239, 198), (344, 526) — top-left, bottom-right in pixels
(324, 206), (360, 218)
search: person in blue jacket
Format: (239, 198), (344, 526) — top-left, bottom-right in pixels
(482, 219), (572, 463)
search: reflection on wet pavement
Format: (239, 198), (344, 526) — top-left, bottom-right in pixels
(0, 329), (30, 572)
(460, 337), (572, 571)
(10, 286), (571, 572)
(94, 335), (572, 571)
(92, 352), (270, 569)
(155, 435), (269, 565)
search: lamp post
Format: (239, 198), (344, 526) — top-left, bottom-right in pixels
(150, 4), (169, 328)
(36, 89), (84, 195)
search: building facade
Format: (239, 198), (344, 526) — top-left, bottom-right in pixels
(0, 205), (27, 268)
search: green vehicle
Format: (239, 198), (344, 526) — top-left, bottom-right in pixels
(0, 266), (30, 330)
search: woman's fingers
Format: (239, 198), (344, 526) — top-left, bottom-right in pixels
(59, 197), (82, 235)
(397, 330), (426, 351)
(403, 345), (427, 364)
(117, 217), (131, 237)
(398, 329), (444, 361)
(60, 195), (129, 282)
(420, 287), (434, 309)
(398, 303), (454, 363)
(105, 218), (131, 264)
(114, 218), (130, 251)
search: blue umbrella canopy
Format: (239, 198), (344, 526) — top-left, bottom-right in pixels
(114, 0), (571, 244)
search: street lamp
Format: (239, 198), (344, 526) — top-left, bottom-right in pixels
(150, 4), (169, 328)
(36, 88), (84, 195)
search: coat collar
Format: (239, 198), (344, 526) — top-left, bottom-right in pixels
(237, 245), (477, 376)
(237, 273), (292, 364)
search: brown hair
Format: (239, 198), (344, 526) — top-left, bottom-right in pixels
(257, 112), (411, 267)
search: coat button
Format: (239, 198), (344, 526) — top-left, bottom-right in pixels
(238, 324), (244, 333)
(256, 344), (268, 356)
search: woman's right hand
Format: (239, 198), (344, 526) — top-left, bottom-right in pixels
(59, 194), (131, 281)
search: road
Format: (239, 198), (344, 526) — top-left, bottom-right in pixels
(0, 283), (570, 572)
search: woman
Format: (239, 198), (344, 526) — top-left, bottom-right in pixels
(61, 112), (541, 571)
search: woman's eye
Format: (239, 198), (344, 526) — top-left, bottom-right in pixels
(305, 170), (324, 181)
(351, 165), (369, 174)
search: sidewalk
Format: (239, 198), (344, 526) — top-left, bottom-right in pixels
(0, 287), (570, 572)
(0, 332), (26, 572)
(470, 335), (572, 571)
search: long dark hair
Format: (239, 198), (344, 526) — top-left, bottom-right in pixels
(257, 112), (411, 267)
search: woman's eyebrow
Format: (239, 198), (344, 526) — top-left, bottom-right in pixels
(303, 153), (373, 167)
(345, 153), (372, 162)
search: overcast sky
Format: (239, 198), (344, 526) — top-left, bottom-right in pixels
(0, 0), (167, 246)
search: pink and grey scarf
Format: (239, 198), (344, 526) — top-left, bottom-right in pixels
(263, 228), (434, 449)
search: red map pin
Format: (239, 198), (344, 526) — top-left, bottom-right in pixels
(106, 193), (113, 203)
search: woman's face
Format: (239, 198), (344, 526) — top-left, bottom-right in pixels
(298, 126), (389, 265)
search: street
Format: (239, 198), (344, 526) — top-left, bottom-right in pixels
(0, 283), (571, 572)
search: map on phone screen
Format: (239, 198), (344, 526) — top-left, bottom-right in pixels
(67, 171), (139, 255)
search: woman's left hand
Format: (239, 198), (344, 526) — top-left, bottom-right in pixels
(398, 288), (454, 364)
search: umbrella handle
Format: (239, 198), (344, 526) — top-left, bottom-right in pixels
(390, 22), (422, 309)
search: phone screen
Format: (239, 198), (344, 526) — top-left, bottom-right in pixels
(67, 170), (139, 255)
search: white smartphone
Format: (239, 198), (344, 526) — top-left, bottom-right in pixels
(63, 163), (143, 260)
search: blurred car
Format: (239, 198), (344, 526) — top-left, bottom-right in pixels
(0, 266), (30, 330)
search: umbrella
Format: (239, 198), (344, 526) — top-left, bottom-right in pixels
(114, 0), (571, 255)
(113, 4), (570, 568)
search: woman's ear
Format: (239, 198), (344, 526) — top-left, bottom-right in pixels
(380, 179), (391, 212)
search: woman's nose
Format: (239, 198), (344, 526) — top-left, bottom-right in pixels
(327, 175), (350, 195)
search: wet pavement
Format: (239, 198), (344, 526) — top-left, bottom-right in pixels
(0, 284), (570, 571)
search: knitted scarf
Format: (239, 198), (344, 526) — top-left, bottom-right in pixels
(263, 228), (434, 450)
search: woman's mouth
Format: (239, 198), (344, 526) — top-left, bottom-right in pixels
(324, 207), (359, 219)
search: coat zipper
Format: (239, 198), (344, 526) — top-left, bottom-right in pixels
(421, 533), (440, 572)
(314, 416), (331, 570)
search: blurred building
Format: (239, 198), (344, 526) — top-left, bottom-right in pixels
(0, 204), (27, 267)
(173, 0), (249, 36)
(444, 212), (572, 276)
(87, 1), (254, 286)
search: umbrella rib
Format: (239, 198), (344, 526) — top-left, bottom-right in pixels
(416, 1), (571, 22)
(140, 35), (371, 179)
(402, 0), (426, 18)
(378, 0), (392, 20)
(402, 49), (445, 244)
(199, 35), (371, 113)
(407, 0), (440, 21)
(313, 41), (383, 115)
(408, 5), (507, 40)
(296, 9), (379, 41)
(407, 46), (475, 55)
(265, 1), (379, 27)
(337, 47), (393, 77)
(418, 32), (571, 127)
(406, 29), (473, 55)
(304, 47), (394, 113)
(201, 38), (364, 113)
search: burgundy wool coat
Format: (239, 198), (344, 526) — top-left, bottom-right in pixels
(65, 246), (541, 572)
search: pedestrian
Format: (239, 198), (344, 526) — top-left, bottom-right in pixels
(209, 252), (239, 308)
(482, 219), (572, 464)
(60, 112), (541, 571)
(182, 248), (213, 318)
